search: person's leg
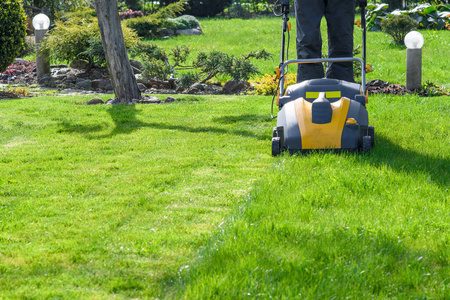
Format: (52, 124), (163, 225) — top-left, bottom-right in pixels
(295, 0), (325, 82)
(324, 0), (355, 82)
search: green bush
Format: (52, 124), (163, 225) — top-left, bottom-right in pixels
(125, 0), (142, 11)
(381, 14), (418, 44)
(62, 8), (97, 20)
(0, 0), (27, 72)
(167, 15), (201, 30)
(123, 0), (185, 38)
(179, 71), (200, 87)
(23, 0), (92, 21)
(367, 3), (450, 31)
(40, 17), (139, 66)
(160, 0), (232, 17)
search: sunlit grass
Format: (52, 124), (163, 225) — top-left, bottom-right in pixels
(150, 16), (450, 88)
(1, 92), (448, 298)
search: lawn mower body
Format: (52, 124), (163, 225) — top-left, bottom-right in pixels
(271, 0), (373, 155)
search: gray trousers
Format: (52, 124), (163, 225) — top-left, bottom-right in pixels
(295, 0), (355, 82)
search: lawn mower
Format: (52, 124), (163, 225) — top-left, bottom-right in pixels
(271, 0), (374, 156)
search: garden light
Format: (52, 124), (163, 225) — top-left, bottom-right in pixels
(404, 31), (424, 49)
(32, 13), (50, 30)
(405, 31), (424, 91)
(33, 13), (50, 79)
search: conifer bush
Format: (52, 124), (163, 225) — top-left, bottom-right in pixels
(123, 0), (185, 38)
(381, 14), (418, 44)
(40, 17), (139, 66)
(0, 0), (27, 72)
(160, 0), (232, 17)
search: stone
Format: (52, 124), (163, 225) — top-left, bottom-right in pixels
(222, 79), (249, 94)
(14, 58), (29, 64)
(139, 96), (161, 104)
(190, 82), (205, 91)
(105, 98), (119, 105)
(130, 59), (144, 70)
(53, 68), (71, 76)
(165, 96), (177, 103)
(176, 27), (203, 36)
(137, 83), (146, 91)
(70, 59), (90, 69)
(76, 78), (92, 89)
(38, 75), (52, 86)
(91, 79), (113, 91)
(158, 29), (175, 37)
(131, 66), (142, 75)
(87, 97), (105, 105)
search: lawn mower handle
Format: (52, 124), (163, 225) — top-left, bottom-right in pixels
(278, 57), (366, 96)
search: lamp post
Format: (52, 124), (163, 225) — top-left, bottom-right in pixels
(32, 13), (51, 79)
(404, 31), (424, 91)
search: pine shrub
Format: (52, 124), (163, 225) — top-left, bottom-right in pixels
(40, 17), (139, 66)
(160, 0), (233, 17)
(381, 14), (418, 44)
(0, 0), (27, 72)
(123, 0), (185, 38)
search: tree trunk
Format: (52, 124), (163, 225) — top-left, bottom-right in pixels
(94, 0), (141, 103)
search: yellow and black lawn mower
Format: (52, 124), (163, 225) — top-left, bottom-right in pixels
(271, 0), (374, 156)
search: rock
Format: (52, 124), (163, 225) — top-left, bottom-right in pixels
(137, 83), (146, 91)
(87, 97), (104, 105)
(190, 82), (205, 92)
(54, 68), (71, 76)
(222, 79), (249, 94)
(38, 75), (52, 86)
(91, 79), (113, 91)
(130, 59), (144, 70)
(139, 96), (161, 104)
(105, 98), (119, 105)
(14, 58), (29, 64)
(131, 66), (142, 75)
(76, 78), (92, 89)
(176, 27), (203, 36)
(89, 68), (106, 80)
(60, 88), (85, 94)
(158, 28), (175, 37)
(70, 59), (90, 69)
(165, 96), (177, 103)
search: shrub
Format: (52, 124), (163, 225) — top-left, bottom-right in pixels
(125, 0), (142, 11)
(366, 3), (450, 31)
(249, 73), (297, 96)
(381, 14), (418, 44)
(160, 0), (233, 17)
(22, 0), (93, 21)
(167, 15), (201, 30)
(179, 71), (200, 87)
(133, 43), (271, 83)
(40, 17), (139, 66)
(63, 8), (97, 20)
(123, 0), (185, 38)
(142, 59), (173, 81)
(0, 0), (27, 72)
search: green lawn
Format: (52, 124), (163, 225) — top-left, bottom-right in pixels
(1, 14), (449, 299)
(1, 92), (448, 298)
(151, 17), (450, 88)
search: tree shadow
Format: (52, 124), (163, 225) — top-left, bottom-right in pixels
(58, 105), (273, 141)
(364, 134), (449, 187)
